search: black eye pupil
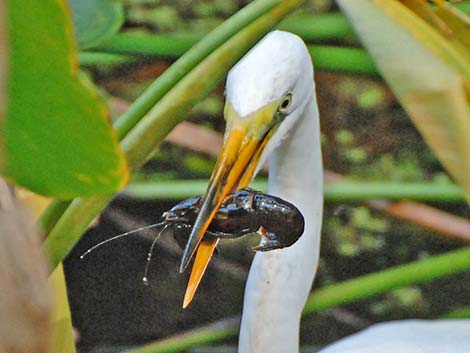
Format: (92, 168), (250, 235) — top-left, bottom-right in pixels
(281, 99), (290, 109)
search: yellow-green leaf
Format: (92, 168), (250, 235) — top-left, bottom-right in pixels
(48, 265), (76, 353)
(3, 0), (128, 198)
(338, 0), (470, 200)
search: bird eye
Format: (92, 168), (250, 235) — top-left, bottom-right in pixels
(278, 94), (292, 113)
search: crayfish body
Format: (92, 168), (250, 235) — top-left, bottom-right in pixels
(164, 188), (305, 251)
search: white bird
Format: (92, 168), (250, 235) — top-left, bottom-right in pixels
(179, 29), (323, 350)
(178, 30), (470, 353)
(319, 319), (470, 353)
(234, 32), (323, 353)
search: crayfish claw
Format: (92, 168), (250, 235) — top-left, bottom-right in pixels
(252, 227), (282, 251)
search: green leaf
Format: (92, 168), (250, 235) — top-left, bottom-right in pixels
(69, 0), (124, 50)
(338, 0), (470, 201)
(4, 0), (128, 198)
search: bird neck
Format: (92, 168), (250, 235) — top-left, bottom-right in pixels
(238, 93), (323, 353)
(268, 93), (323, 208)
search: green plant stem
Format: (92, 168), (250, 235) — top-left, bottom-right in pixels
(309, 45), (377, 74)
(277, 12), (353, 41)
(124, 247), (470, 353)
(80, 12), (371, 75)
(131, 329), (238, 353)
(304, 247), (470, 314)
(96, 13), (354, 57)
(80, 44), (378, 75)
(95, 33), (201, 58)
(77, 52), (136, 66)
(42, 0), (304, 270)
(94, 12), (355, 58)
(127, 320), (239, 353)
(37, 199), (71, 238)
(126, 180), (267, 199)
(124, 179), (465, 202)
(325, 181), (465, 202)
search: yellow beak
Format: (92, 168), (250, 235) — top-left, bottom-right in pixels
(180, 100), (280, 308)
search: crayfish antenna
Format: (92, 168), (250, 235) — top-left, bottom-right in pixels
(142, 223), (171, 286)
(79, 222), (165, 260)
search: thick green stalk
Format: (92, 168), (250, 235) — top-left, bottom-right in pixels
(304, 247), (470, 313)
(277, 12), (353, 41)
(96, 33), (199, 59)
(124, 180), (466, 202)
(124, 247), (470, 353)
(42, 0), (304, 270)
(80, 45), (378, 75)
(37, 200), (70, 239)
(94, 30), (356, 60)
(77, 52), (136, 66)
(309, 45), (377, 74)
(126, 180), (267, 199)
(325, 181), (465, 202)
(127, 321), (239, 353)
(95, 12), (354, 58)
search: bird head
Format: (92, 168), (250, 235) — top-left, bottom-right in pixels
(180, 31), (314, 307)
(225, 30), (314, 171)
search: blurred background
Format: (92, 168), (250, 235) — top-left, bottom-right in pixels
(59, 0), (470, 352)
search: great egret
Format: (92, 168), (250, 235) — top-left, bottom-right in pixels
(179, 30), (470, 353)
(179, 30), (323, 349)
(233, 32), (323, 352)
